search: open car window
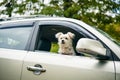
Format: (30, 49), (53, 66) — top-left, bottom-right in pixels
(35, 25), (86, 55)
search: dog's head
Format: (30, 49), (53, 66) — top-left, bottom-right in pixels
(55, 32), (75, 45)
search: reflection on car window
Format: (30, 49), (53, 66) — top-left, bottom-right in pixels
(0, 26), (32, 50)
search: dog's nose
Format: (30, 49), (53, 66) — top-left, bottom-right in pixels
(62, 40), (65, 44)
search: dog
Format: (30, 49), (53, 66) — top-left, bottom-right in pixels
(55, 32), (75, 55)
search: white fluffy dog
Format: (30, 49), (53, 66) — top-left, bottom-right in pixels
(55, 32), (75, 55)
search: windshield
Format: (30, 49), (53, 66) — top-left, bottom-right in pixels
(95, 27), (120, 46)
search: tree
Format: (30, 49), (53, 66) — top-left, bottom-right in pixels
(41, 0), (120, 25)
(0, 0), (44, 17)
(40, 0), (63, 16)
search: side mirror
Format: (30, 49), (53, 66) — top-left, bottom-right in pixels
(76, 38), (109, 60)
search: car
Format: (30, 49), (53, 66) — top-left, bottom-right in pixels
(0, 16), (120, 80)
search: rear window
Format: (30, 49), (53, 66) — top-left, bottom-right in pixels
(0, 26), (32, 50)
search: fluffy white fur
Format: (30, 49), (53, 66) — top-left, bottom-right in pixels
(55, 32), (75, 55)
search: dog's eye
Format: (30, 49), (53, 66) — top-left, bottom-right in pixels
(65, 37), (68, 40)
(60, 38), (62, 39)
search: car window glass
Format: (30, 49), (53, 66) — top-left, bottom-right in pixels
(0, 26), (32, 50)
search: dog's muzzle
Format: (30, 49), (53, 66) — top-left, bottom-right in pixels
(61, 40), (65, 44)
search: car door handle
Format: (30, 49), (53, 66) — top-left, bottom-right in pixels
(27, 66), (46, 72)
(27, 64), (46, 75)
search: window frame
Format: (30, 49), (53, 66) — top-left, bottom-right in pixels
(30, 20), (97, 51)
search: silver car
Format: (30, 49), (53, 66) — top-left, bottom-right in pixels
(0, 17), (120, 80)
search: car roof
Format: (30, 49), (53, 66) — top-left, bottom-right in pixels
(0, 17), (82, 25)
(0, 17), (92, 30)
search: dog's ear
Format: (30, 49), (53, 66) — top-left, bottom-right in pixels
(67, 32), (75, 39)
(55, 32), (63, 38)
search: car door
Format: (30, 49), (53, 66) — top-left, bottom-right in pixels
(21, 20), (115, 80)
(0, 49), (27, 80)
(21, 51), (115, 80)
(0, 21), (34, 80)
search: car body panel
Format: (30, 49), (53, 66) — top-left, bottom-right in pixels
(0, 48), (27, 80)
(21, 51), (115, 80)
(115, 61), (120, 80)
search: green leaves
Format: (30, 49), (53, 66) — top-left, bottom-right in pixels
(0, 0), (43, 16)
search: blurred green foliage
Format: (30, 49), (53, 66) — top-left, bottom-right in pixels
(0, 0), (120, 43)
(50, 42), (59, 53)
